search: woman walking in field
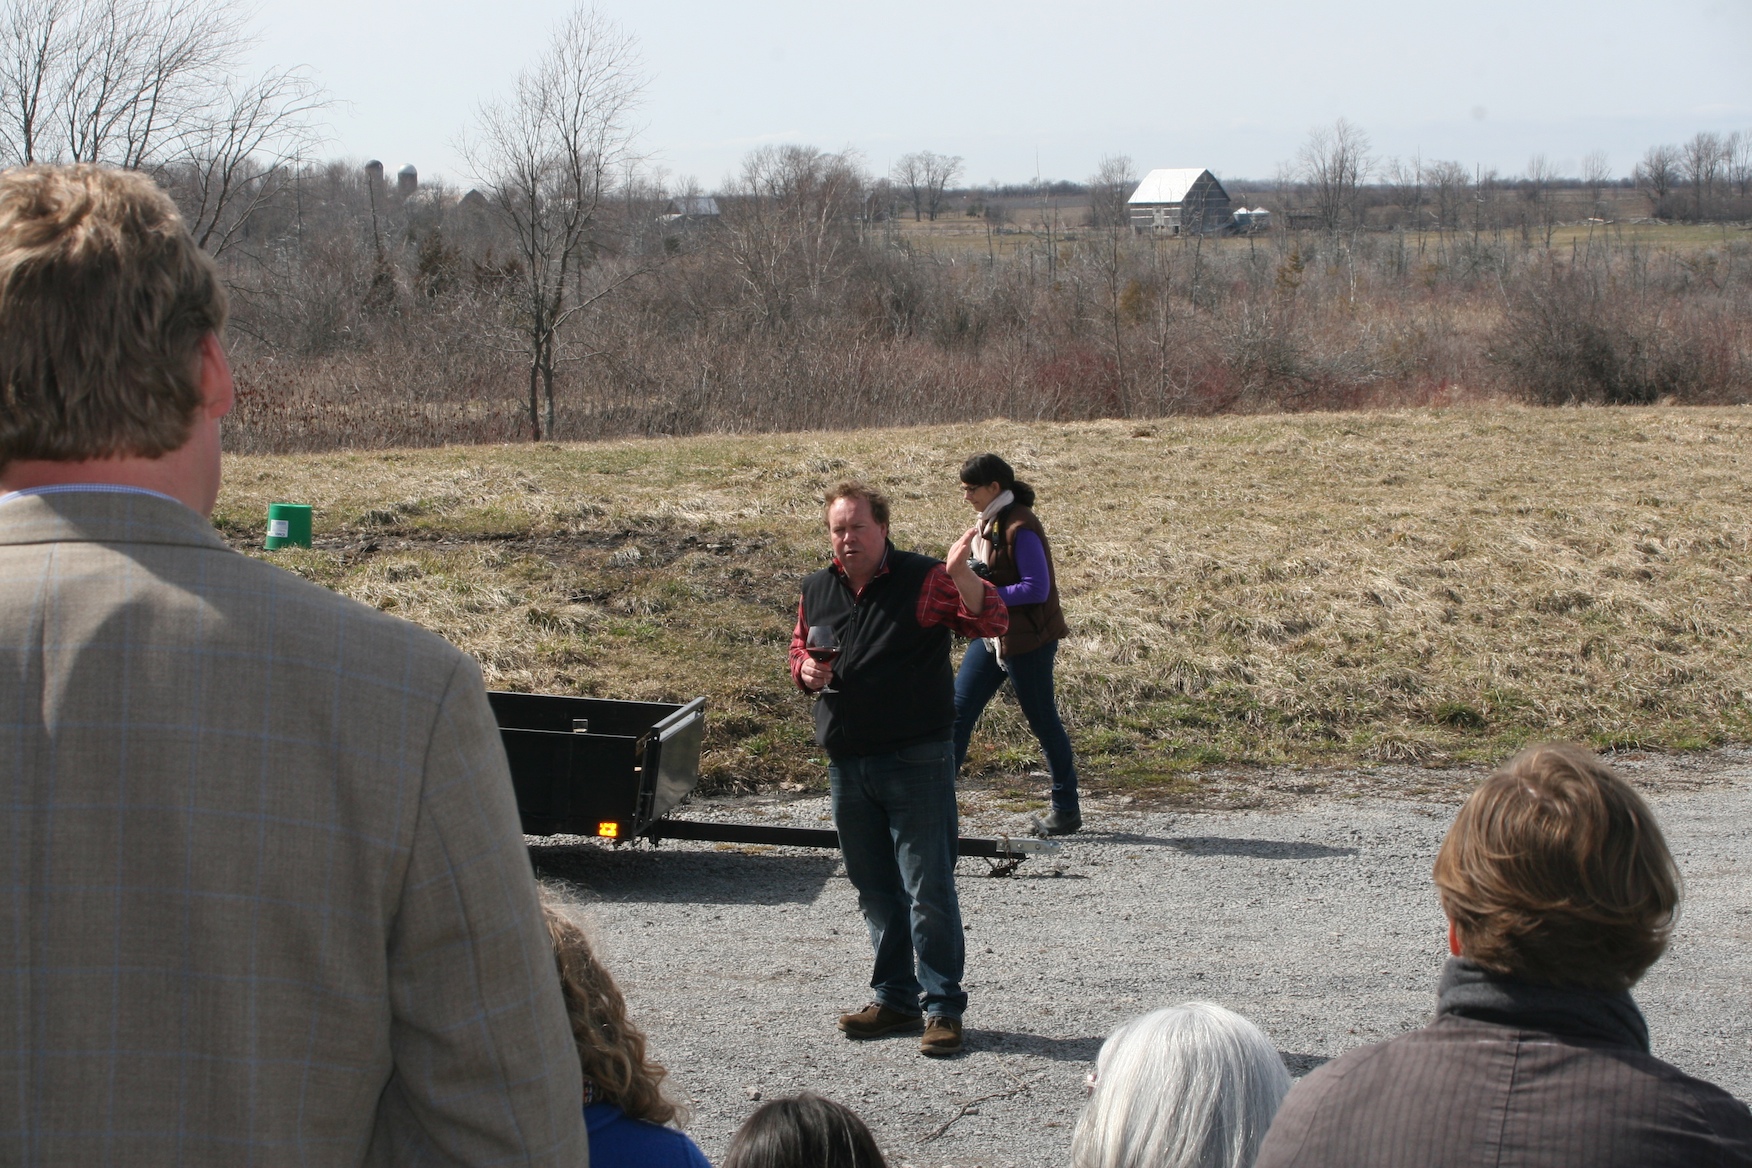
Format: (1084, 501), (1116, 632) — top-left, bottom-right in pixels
(950, 453), (1080, 835)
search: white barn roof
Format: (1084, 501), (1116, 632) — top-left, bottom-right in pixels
(1128, 168), (1215, 205)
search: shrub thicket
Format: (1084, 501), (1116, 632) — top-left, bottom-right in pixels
(209, 162), (1752, 453)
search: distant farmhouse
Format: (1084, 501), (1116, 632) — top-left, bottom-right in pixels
(662, 195), (721, 223)
(1128, 168), (1266, 235)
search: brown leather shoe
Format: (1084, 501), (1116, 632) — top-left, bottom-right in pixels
(920, 1015), (963, 1057)
(838, 1002), (925, 1039)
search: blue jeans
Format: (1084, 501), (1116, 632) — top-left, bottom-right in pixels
(952, 638), (1079, 815)
(829, 738), (966, 1020)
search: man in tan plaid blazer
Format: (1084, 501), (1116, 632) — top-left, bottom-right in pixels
(0, 168), (587, 1163)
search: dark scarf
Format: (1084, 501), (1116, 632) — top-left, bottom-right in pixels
(1437, 957), (1650, 1053)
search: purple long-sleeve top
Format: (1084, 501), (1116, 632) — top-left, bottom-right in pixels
(999, 527), (1052, 606)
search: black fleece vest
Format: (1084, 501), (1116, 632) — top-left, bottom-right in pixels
(800, 547), (955, 757)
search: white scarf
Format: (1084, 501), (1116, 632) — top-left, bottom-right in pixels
(971, 489), (1014, 670)
(972, 489), (1014, 566)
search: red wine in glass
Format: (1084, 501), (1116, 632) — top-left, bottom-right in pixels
(806, 625), (840, 693)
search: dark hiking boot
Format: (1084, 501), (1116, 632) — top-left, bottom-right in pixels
(838, 1002), (925, 1039)
(920, 1016), (964, 1057)
(1030, 808), (1082, 836)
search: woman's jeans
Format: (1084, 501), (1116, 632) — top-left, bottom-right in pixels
(952, 638), (1079, 815)
(829, 737), (966, 1020)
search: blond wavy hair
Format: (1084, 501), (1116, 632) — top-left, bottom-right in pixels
(542, 899), (680, 1125)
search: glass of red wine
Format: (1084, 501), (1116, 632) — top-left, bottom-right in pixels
(805, 625), (841, 694)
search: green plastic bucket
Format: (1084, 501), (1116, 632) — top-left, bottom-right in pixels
(264, 502), (313, 550)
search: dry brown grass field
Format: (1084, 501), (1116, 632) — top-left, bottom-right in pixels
(216, 407), (1752, 802)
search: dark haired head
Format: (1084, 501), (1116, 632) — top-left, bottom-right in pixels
(1433, 743), (1680, 991)
(959, 452), (1035, 508)
(723, 1094), (887, 1168)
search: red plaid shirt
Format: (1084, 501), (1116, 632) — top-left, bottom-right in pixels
(788, 548), (1006, 689)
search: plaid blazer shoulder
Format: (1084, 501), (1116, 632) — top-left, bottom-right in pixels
(0, 491), (585, 1167)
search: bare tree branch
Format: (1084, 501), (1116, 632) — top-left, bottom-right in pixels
(0, 0), (327, 254)
(890, 150), (961, 221)
(1636, 143), (1680, 209)
(1298, 118), (1372, 232)
(1088, 153), (1135, 231)
(720, 144), (865, 329)
(165, 67), (326, 256)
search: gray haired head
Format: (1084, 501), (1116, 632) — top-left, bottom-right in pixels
(1071, 1002), (1291, 1168)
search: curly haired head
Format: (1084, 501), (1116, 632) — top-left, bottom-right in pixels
(1434, 743), (1680, 991)
(542, 899), (678, 1124)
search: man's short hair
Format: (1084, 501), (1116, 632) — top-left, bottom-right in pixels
(1433, 743), (1679, 992)
(824, 481), (890, 527)
(0, 164), (227, 470)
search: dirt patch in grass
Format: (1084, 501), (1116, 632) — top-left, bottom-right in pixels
(216, 407), (1752, 799)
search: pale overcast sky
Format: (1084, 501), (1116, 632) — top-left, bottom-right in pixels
(244, 0), (1752, 191)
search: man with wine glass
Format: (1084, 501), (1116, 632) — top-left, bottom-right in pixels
(788, 481), (1007, 1057)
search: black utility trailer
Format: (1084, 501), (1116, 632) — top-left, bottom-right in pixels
(488, 691), (1053, 865)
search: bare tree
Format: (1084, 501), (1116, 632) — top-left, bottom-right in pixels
(1297, 118), (1372, 231)
(922, 152), (962, 221)
(1728, 131), (1752, 199)
(0, 0), (63, 165)
(1472, 165), (1499, 242)
(1525, 154), (1559, 246)
(1635, 143), (1680, 210)
(1087, 153), (1135, 231)
(1384, 153), (1424, 227)
(0, 0), (324, 251)
(162, 68), (324, 257)
(0, 0), (243, 166)
(890, 153), (924, 221)
(860, 174), (896, 234)
(720, 144), (865, 327)
(1581, 149), (1612, 216)
(463, 3), (644, 441)
(1680, 131), (1726, 219)
(1270, 160), (1298, 221)
(890, 150), (962, 221)
(1428, 159), (1469, 230)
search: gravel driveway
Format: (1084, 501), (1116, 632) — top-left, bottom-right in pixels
(532, 752), (1752, 1167)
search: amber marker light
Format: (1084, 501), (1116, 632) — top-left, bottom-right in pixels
(597, 822), (620, 839)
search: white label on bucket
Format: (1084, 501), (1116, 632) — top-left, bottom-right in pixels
(268, 520), (290, 538)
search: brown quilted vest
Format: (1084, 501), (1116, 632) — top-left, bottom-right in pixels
(983, 504), (1069, 657)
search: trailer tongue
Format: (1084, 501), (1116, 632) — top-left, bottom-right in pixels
(489, 690), (1054, 869)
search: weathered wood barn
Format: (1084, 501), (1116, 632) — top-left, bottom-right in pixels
(1128, 168), (1233, 235)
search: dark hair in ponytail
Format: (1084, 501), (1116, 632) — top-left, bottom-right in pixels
(959, 452), (1036, 508)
